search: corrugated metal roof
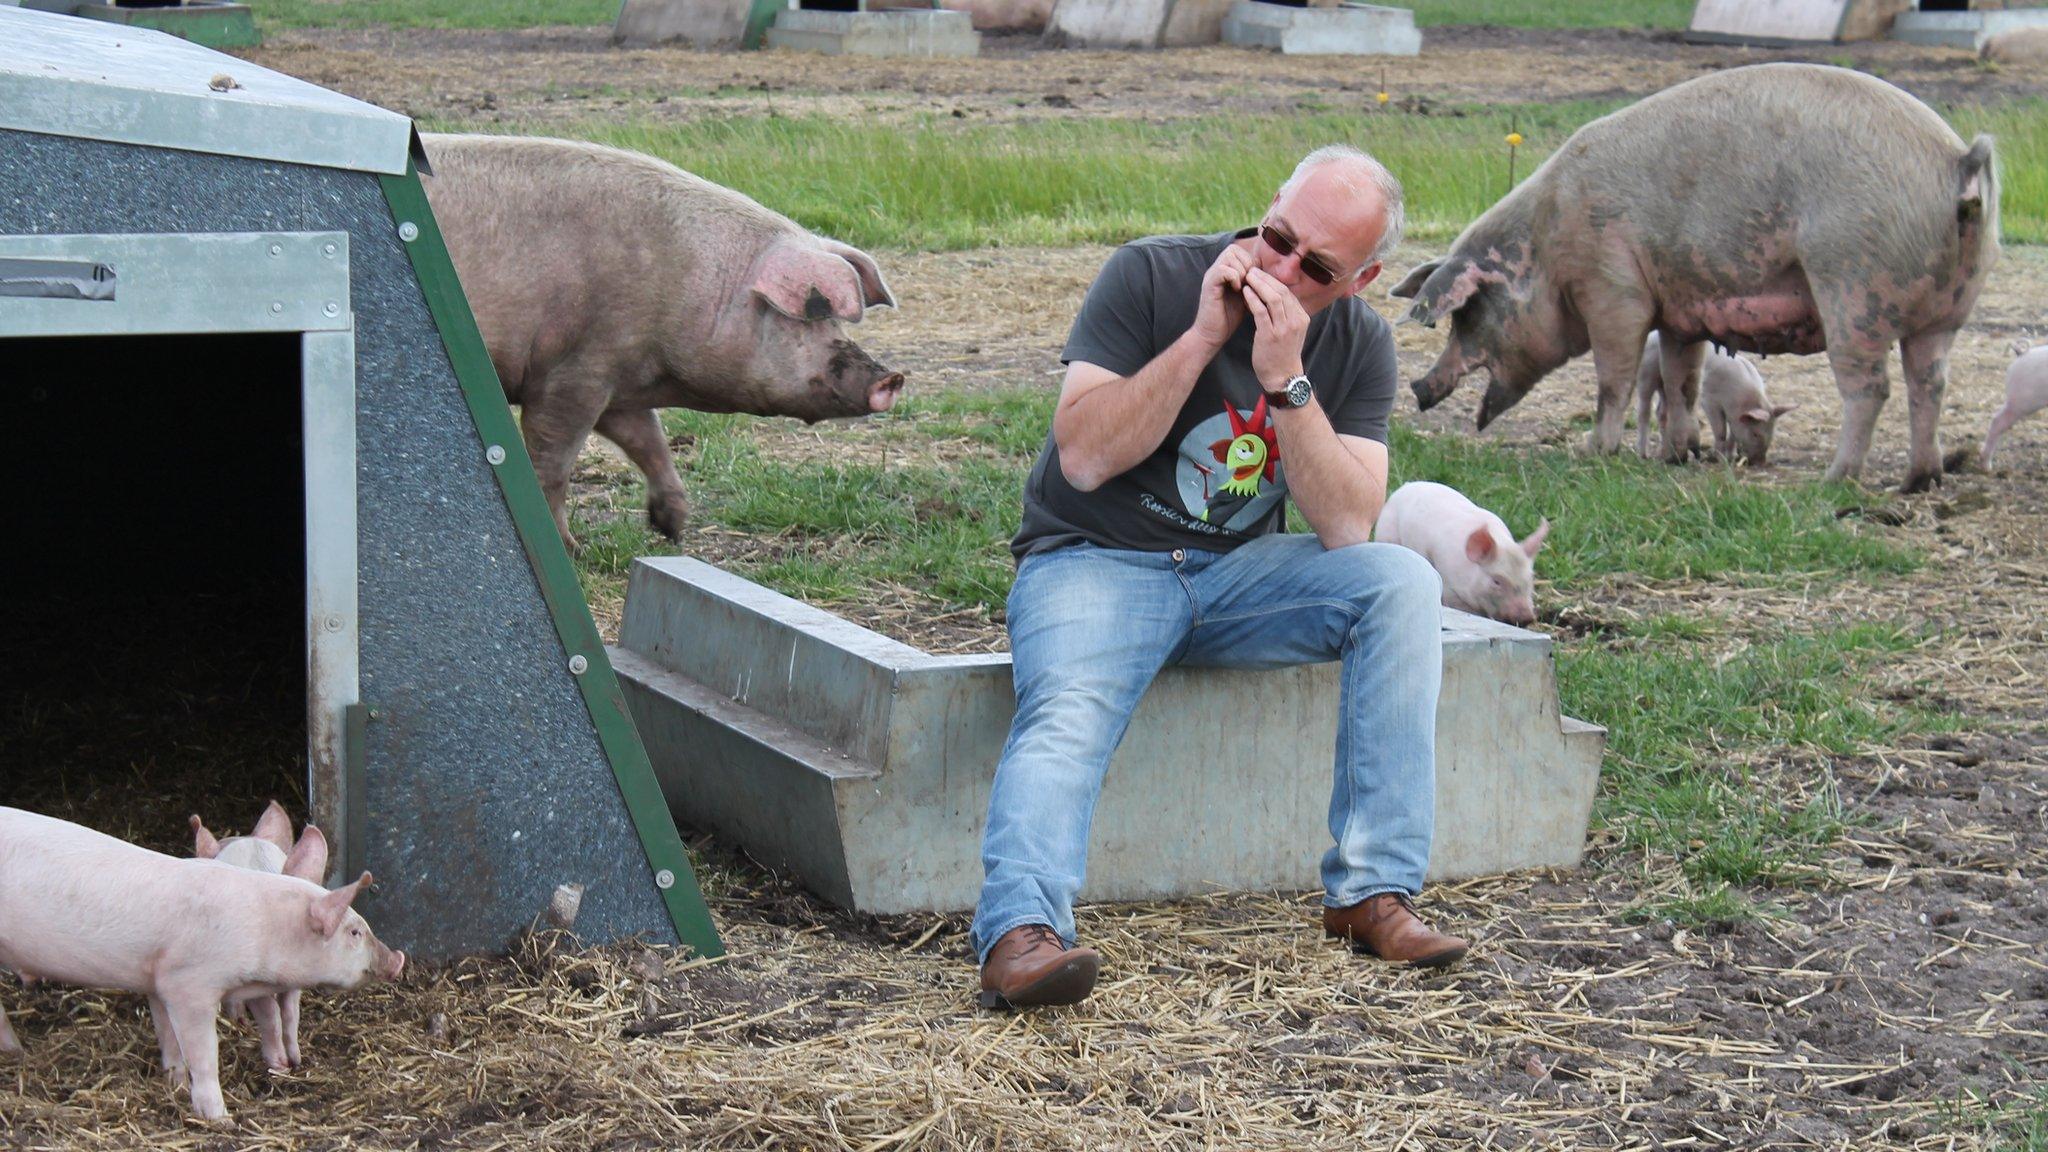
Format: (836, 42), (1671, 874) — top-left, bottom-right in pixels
(0, 5), (413, 175)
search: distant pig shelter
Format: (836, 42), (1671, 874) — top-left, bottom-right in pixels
(0, 7), (720, 962)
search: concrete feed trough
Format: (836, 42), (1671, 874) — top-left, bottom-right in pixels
(614, 557), (1605, 915)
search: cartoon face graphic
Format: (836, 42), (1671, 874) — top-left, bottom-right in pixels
(1175, 395), (1285, 530)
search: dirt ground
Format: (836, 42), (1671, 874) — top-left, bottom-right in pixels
(2, 26), (2044, 1152)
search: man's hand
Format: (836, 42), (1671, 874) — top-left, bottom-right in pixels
(1241, 267), (1309, 389)
(1190, 243), (1255, 352)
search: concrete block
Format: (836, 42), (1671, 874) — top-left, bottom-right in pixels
(68, 0), (259, 49)
(1222, 1), (1421, 55)
(1046, 0), (1172, 46)
(615, 557), (1605, 915)
(765, 7), (981, 55)
(1161, 0), (1232, 44)
(1893, 7), (2048, 50)
(615, 0), (775, 49)
(1684, 0), (1909, 45)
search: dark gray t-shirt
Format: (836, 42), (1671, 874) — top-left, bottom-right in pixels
(1012, 229), (1400, 560)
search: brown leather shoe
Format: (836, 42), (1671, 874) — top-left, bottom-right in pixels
(977, 924), (1100, 1010)
(1323, 893), (1468, 968)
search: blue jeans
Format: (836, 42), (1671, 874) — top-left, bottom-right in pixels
(970, 533), (1445, 962)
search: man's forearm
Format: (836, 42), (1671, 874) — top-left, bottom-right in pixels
(1052, 331), (1218, 491)
(1274, 401), (1383, 549)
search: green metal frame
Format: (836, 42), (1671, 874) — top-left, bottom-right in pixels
(379, 162), (723, 959)
(743, 0), (782, 48)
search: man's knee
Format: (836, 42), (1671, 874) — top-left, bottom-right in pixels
(1332, 541), (1443, 615)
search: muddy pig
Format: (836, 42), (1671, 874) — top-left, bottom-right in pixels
(1373, 481), (1549, 626)
(1635, 333), (1794, 465)
(1982, 339), (2048, 469)
(420, 133), (906, 547)
(191, 801), (328, 1071)
(1392, 63), (1998, 493)
(0, 807), (404, 1121)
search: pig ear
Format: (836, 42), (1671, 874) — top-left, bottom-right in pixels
(1519, 518), (1550, 557)
(817, 238), (896, 310)
(1387, 259), (1442, 300)
(252, 800), (293, 853)
(283, 824), (330, 883)
(309, 871), (373, 939)
(750, 240), (865, 325)
(1739, 407), (1772, 425)
(1770, 403), (1795, 419)
(190, 815), (221, 859)
(1402, 257), (1490, 329)
(1464, 524), (1497, 564)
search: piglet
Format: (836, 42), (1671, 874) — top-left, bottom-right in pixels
(1635, 333), (1793, 466)
(1373, 480), (1549, 626)
(1982, 339), (2048, 469)
(192, 800), (322, 1072)
(0, 807), (403, 1121)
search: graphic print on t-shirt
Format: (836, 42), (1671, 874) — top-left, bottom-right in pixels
(1173, 395), (1286, 533)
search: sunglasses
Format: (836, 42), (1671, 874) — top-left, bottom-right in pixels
(1259, 223), (1345, 286)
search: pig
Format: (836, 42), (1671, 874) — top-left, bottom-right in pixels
(1391, 63), (1998, 493)
(0, 808), (403, 1121)
(1635, 333), (1794, 466)
(191, 800), (321, 1072)
(419, 133), (907, 548)
(1373, 481), (1550, 626)
(1983, 339), (2048, 469)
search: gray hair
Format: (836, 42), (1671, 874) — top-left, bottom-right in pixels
(1277, 144), (1405, 272)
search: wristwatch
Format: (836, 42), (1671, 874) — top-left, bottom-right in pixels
(1266, 373), (1313, 410)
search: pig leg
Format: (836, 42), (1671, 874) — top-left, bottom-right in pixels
(594, 407), (691, 540)
(1898, 330), (1955, 493)
(249, 994), (290, 1072)
(0, 999), (20, 1057)
(281, 991), (302, 1068)
(518, 386), (609, 550)
(161, 990), (227, 1121)
(1708, 405), (1731, 459)
(1821, 342), (1892, 485)
(1656, 337), (1707, 464)
(1635, 356), (1661, 458)
(1587, 318), (1657, 455)
(1982, 403), (2019, 470)
(147, 993), (185, 1083)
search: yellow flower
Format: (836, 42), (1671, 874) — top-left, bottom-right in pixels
(1505, 132), (1524, 147)
(1376, 91), (1390, 104)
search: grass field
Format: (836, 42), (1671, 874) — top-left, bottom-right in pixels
(251, 0), (1694, 33)
(548, 99), (2048, 250)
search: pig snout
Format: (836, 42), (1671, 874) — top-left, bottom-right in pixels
(379, 946), (406, 982)
(869, 371), (906, 413)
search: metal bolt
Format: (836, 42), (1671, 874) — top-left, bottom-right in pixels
(655, 869), (676, 890)
(324, 613), (344, 633)
(324, 302), (340, 317)
(485, 444), (507, 466)
(568, 655), (589, 676)
(398, 221), (420, 242)
(269, 301), (284, 314)
(323, 242), (338, 257)
(268, 243), (283, 257)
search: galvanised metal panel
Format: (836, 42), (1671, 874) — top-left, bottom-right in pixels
(0, 6), (411, 175)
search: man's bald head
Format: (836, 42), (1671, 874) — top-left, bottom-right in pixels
(1276, 146), (1405, 272)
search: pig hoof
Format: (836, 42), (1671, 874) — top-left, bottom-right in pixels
(1899, 471), (1942, 495)
(647, 496), (690, 540)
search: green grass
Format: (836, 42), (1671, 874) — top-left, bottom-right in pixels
(255, 0), (620, 31)
(1405, 0), (1692, 28)
(480, 99), (2048, 252)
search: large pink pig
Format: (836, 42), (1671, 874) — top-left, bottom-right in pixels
(191, 801), (327, 1072)
(421, 133), (906, 548)
(1982, 339), (2048, 469)
(0, 808), (404, 1121)
(1393, 64), (1998, 493)
(1373, 481), (1550, 626)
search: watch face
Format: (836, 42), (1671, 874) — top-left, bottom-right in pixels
(1287, 376), (1312, 408)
